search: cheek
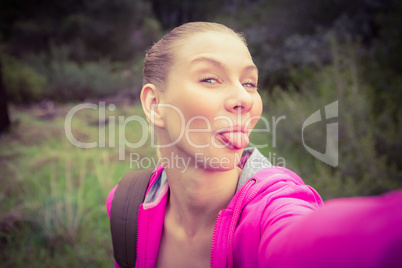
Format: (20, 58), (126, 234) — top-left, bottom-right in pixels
(181, 93), (219, 121)
(183, 103), (216, 134)
(162, 98), (215, 141)
(162, 107), (184, 140)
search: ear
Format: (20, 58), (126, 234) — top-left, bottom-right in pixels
(140, 83), (165, 128)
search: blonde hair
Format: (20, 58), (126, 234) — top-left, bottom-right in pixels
(143, 22), (247, 91)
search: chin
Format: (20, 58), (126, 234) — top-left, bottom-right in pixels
(192, 149), (242, 171)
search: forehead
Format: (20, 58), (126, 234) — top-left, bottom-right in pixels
(172, 32), (255, 70)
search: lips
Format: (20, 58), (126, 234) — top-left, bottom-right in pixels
(216, 126), (250, 150)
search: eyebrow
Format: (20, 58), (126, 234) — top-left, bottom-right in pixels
(190, 57), (258, 74)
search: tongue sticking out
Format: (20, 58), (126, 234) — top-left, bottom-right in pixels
(221, 132), (250, 149)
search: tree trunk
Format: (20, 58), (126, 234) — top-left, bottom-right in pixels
(0, 55), (11, 134)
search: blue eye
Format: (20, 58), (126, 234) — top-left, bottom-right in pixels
(201, 77), (219, 84)
(243, 81), (258, 88)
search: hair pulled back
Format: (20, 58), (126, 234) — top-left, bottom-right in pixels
(143, 22), (246, 91)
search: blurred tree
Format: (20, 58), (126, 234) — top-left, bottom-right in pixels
(363, 0), (402, 171)
(150, 0), (224, 29)
(0, 55), (11, 133)
(0, 0), (159, 61)
(213, 0), (396, 89)
(367, 0), (402, 117)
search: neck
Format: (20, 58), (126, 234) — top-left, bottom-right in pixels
(163, 155), (241, 237)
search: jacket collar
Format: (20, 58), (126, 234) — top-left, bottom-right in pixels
(236, 147), (272, 191)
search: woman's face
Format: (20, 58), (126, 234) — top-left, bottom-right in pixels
(157, 31), (263, 170)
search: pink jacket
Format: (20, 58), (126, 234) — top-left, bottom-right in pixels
(266, 189), (402, 268)
(108, 148), (402, 267)
(107, 148), (323, 267)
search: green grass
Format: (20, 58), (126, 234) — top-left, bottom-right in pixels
(0, 102), (155, 267)
(257, 39), (402, 199)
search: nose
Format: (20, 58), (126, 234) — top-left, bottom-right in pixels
(225, 82), (253, 113)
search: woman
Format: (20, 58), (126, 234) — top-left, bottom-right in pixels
(107, 22), (322, 267)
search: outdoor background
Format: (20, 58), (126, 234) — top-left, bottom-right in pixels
(0, 0), (401, 267)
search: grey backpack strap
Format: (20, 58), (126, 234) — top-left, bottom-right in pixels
(110, 168), (154, 268)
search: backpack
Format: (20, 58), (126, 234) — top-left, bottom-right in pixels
(109, 168), (154, 268)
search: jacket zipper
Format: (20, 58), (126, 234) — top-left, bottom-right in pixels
(226, 178), (256, 268)
(210, 210), (223, 267)
(210, 178), (256, 268)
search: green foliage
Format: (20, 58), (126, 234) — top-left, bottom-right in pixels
(0, 0), (160, 62)
(46, 60), (122, 101)
(0, 103), (154, 267)
(25, 45), (134, 102)
(361, 2), (402, 172)
(213, 0), (397, 89)
(1, 54), (46, 103)
(260, 39), (401, 199)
